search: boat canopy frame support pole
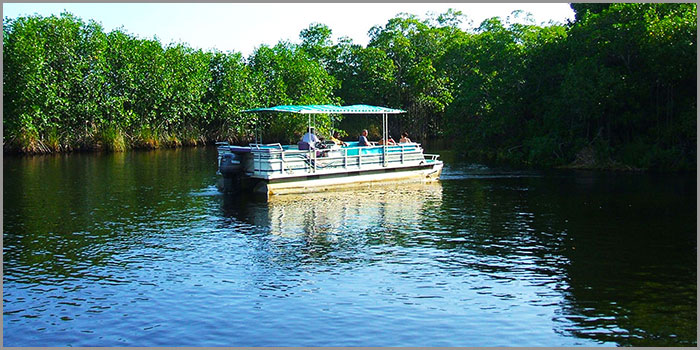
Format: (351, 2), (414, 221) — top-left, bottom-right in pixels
(255, 115), (260, 145)
(382, 112), (388, 167)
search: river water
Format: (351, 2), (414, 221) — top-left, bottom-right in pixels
(3, 146), (696, 346)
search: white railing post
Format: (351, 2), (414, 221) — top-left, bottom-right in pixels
(312, 149), (316, 173)
(280, 151), (285, 174)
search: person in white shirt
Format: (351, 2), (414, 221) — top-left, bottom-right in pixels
(301, 127), (320, 148)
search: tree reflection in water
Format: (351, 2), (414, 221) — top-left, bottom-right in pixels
(4, 147), (694, 346)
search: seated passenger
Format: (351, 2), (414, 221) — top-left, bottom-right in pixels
(330, 131), (347, 147)
(358, 129), (371, 146)
(379, 135), (396, 145)
(316, 136), (328, 156)
(300, 126), (320, 149)
(399, 132), (412, 143)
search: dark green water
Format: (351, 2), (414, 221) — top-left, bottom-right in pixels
(3, 147), (697, 346)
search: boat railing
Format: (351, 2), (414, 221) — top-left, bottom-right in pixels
(245, 143), (427, 176)
(250, 143), (284, 151)
(424, 154), (440, 162)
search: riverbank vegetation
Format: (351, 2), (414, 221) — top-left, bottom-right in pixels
(3, 4), (696, 170)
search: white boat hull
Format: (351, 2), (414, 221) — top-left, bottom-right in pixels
(257, 162), (443, 196)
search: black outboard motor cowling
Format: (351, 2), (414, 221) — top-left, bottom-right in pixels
(219, 153), (243, 177)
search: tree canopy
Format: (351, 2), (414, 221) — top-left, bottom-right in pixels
(3, 4), (696, 170)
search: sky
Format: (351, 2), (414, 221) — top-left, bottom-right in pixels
(3, 3), (575, 57)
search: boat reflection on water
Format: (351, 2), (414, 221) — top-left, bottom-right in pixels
(221, 183), (443, 240)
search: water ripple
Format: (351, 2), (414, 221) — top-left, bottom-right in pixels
(3, 148), (696, 346)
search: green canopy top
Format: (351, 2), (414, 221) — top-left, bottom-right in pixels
(242, 104), (405, 114)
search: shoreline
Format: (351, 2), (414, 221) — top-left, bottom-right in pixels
(6, 142), (693, 173)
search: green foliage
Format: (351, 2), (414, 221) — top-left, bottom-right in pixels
(3, 6), (696, 171)
(248, 41), (340, 143)
(3, 12), (338, 152)
(570, 3), (612, 22)
(137, 125), (160, 149)
(440, 4), (696, 170)
(365, 13), (457, 139)
(99, 124), (126, 152)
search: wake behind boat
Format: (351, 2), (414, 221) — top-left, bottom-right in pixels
(216, 104), (443, 197)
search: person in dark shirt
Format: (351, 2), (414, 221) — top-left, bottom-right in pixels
(358, 129), (371, 146)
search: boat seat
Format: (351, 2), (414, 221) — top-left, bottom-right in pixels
(298, 141), (311, 150)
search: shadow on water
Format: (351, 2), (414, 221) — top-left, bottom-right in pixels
(441, 169), (697, 346)
(3, 146), (696, 346)
(535, 171), (697, 346)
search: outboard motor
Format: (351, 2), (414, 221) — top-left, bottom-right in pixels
(219, 152), (242, 177)
(216, 142), (250, 193)
(218, 151), (246, 193)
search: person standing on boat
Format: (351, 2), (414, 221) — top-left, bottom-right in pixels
(358, 129), (371, 146)
(302, 127), (320, 149)
(399, 132), (411, 143)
